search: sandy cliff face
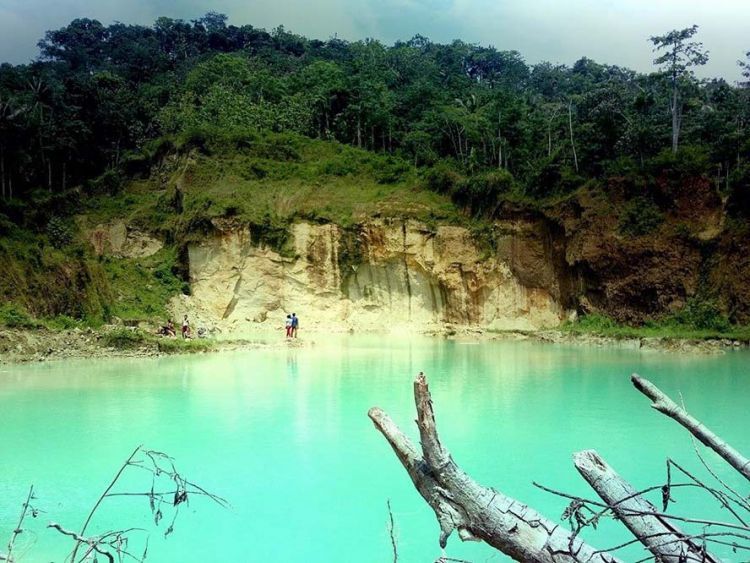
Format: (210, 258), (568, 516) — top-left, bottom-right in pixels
(177, 219), (570, 332)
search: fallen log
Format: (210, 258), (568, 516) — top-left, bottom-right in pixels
(574, 449), (720, 563)
(632, 374), (750, 482)
(369, 373), (621, 562)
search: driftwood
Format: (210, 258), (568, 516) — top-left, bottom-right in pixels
(574, 450), (720, 563)
(632, 374), (750, 482)
(369, 373), (621, 562)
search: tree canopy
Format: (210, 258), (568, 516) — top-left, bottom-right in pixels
(0, 14), (748, 210)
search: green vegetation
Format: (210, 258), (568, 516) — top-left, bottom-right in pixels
(102, 327), (215, 353)
(563, 298), (750, 341)
(618, 196), (664, 237)
(0, 304), (38, 329)
(102, 248), (187, 322)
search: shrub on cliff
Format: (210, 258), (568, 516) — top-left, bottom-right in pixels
(0, 304), (38, 329)
(670, 297), (731, 332)
(46, 216), (74, 249)
(453, 169), (515, 217)
(424, 163), (462, 195)
(103, 328), (147, 349)
(618, 196), (664, 237)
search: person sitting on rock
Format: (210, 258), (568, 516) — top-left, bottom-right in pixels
(157, 319), (176, 337)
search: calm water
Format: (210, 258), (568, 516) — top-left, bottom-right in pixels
(1, 337), (749, 562)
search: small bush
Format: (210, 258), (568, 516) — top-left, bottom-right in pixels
(424, 163), (462, 195)
(46, 216), (74, 249)
(374, 158), (410, 184)
(0, 213), (17, 236)
(0, 304), (38, 329)
(87, 169), (125, 196)
(321, 157), (358, 177)
(246, 161), (269, 179)
(103, 328), (147, 349)
(248, 214), (292, 256)
(649, 146), (711, 179)
(525, 155), (583, 198)
(251, 133), (301, 161)
(671, 298), (730, 332)
(619, 196), (663, 237)
(44, 315), (80, 330)
(453, 169), (514, 217)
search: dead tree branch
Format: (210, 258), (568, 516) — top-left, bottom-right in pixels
(369, 372), (621, 562)
(69, 444), (142, 562)
(632, 374), (750, 481)
(2, 485), (37, 563)
(574, 449), (721, 563)
(387, 500), (398, 563)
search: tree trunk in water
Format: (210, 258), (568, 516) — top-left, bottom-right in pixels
(632, 374), (750, 481)
(369, 373), (621, 563)
(574, 450), (720, 563)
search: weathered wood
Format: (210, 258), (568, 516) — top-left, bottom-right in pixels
(632, 374), (750, 482)
(369, 373), (621, 562)
(574, 449), (720, 563)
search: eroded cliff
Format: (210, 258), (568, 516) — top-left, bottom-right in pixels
(174, 218), (571, 332)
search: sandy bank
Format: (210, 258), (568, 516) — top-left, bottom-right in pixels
(1, 323), (746, 366)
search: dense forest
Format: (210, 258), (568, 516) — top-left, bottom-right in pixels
(1, 13), (748, 211)
(2, 13), (750, 331)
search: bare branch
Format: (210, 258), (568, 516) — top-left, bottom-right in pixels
(574, 449), (721, 563)
(386, 500), (398, 563)
(370, 372), (622, 562)
(3, 485), (35, 563)
(632, 374), (750, 481)
(70, 445), (143, 562)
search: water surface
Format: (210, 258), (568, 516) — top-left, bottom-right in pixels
(1, 337), (748, 561)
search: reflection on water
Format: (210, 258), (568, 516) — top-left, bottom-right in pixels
(0, 337), (748, 562)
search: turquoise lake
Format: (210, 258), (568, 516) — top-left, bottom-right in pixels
(1, 337), (749, 562)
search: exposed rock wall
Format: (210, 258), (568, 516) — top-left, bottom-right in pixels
(177, 219), (570, 332)
(90, 220), (163, 258)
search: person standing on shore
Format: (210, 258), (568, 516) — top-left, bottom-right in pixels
(182, 315), (191, 339)
(285, 314), (293, 338)
(291, 313), (299, 338)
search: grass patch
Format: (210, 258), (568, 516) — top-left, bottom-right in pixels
(102, 247), (187, 322)
(102, 328), (147, 349)
(562, 313), (750, 342)
(102, 327), (215, 353)
(87, 131), (462, 237)
(155, 337), (214, 353)
(0, 304), (39, 329)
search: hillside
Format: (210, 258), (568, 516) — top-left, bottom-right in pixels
(1, 14), (750, 338)
(2, 129), (750, 342)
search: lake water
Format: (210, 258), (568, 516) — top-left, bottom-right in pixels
(1, 337), (749, 562)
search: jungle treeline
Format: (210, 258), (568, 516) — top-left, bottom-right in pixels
(1, 13), (749, 212)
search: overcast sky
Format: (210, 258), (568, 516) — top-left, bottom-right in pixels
(0, 0), (747, 81)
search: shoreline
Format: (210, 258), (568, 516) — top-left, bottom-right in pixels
(1, 324), (748, 365)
